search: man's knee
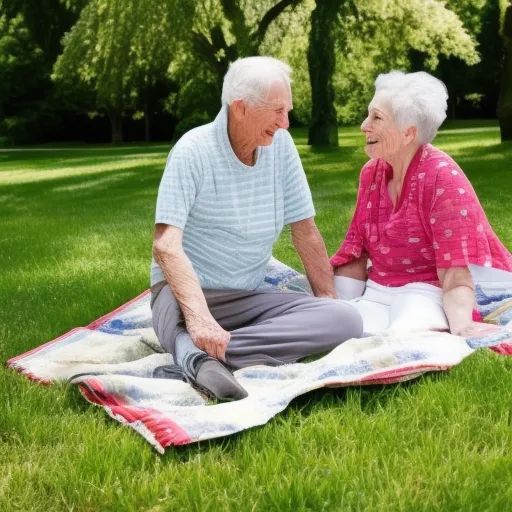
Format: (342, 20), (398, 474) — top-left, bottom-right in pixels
(316, 299), (363, 341)
(151, 285), (184, 354)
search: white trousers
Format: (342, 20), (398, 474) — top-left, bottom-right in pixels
(335, 276), (448, 334)
(335, 265), (512, 335)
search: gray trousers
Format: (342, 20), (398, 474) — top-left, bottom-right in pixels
(151, 284), (363, 370)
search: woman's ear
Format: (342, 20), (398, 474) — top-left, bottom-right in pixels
(404, 125), (417, 145)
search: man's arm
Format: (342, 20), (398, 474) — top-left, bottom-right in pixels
(290, 217), (337, 298)
(438, 266), (476, 336)
(153, 223), (230, 360)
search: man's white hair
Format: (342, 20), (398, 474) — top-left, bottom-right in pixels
(221, 56), (292, 107)
(374, 71), (448, 144)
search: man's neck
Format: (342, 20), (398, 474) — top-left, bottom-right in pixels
(227, 108), (257, 166)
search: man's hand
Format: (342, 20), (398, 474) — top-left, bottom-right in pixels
(291, 217), (337, 298)
(187, 319), (231, 361)
(154, 224), (230, 359)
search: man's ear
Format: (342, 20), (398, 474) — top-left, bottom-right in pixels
(230, 100), (246, 120)
(404, 125), (417, 145)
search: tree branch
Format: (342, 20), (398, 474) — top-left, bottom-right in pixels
(219, 0), (253, 55)
(253, 0), (303, 50)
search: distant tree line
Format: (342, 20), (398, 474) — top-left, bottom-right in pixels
(1, 0), (509, 146)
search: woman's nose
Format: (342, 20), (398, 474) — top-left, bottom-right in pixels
(361, 118), (369, 132)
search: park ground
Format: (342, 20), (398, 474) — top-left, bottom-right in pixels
(1, 121), (512, 511)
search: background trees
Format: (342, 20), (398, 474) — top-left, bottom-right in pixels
(498, 0), (512, 140)
(0, 0), (507, 145)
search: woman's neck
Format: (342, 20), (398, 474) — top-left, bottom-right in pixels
(387, 143), (422, 184)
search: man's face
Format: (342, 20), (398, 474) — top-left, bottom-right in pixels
(361, 95), (406, 161)
(241, 81), (292, 147)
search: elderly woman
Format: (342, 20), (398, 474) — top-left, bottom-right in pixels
(331, 71), (512, 336)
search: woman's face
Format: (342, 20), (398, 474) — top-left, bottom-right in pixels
(361, 96), (407, 161)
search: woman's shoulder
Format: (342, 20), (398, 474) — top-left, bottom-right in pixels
(360, 158), (391, 181)
(421, 145), (462, 175)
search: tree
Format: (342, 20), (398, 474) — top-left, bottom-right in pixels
(169, 0), (303, 137)
(435, 0), (503, 120)
(306, 0), (480, 146)
(307, 0), (343, 147)
(498, 1), (512, 140)
(53, 0), (195, 143)
(0, 2), (45, 143)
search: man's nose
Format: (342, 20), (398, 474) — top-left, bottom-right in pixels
(279, 111), (289, 130)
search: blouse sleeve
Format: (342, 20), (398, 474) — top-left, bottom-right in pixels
(428, 164), (491, 269)
(330, 165), (371, 267)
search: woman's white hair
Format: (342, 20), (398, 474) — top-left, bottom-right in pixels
(221, 56), (292, 107)
(374, 71), (448, 144)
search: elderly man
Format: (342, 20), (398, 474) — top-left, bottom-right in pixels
(151, 57), (362, 401)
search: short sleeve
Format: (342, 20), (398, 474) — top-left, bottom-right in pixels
(155, 144), (202, 229)
(428, 166), (488, 268)
(281, 131), (315, 225)
(330, 166), (371, 267)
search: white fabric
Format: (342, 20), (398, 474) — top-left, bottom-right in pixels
(338, 279), (449, 334)
(334, 275), (366, 300)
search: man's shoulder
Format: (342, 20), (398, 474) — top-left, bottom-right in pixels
(172, 121), (215, 155)
(272, 128), (295, 149)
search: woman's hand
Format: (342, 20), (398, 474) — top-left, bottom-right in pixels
(438, 267), (475, 335)
(454, 322), (501, 338)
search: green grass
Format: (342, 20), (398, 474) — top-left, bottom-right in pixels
(2, 123), (512, 511)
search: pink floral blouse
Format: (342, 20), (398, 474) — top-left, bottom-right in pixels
(330, 144), (512, 287)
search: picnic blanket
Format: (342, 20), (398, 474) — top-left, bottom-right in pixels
(7, 259), (512, 453)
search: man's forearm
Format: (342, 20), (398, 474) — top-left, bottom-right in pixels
(292, 222), (336, 298)
(153, 243), (213, 326)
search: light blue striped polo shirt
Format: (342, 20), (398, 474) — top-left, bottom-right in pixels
(151, 105), (315, 290)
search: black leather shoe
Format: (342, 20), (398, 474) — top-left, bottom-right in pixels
(182, 354), (248, 402)
(152, 364), (184, 380)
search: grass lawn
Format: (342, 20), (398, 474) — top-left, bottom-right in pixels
(1, 122), (512, 511)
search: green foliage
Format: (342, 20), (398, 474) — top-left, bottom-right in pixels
(498, 1), (512, 140)
(52, 0), (195, 141)
(334, 0), (480, 124)
(168, 0), (303, 133)
(0, 3), (45, 142)
(262, 0), (480, 126)
(0, 9), (43, 105)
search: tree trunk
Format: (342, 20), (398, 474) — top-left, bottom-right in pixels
(144, 97), (151, 143)
(307, 0), (344, 147)
(498, 2), (512, 141)
(106, 108), (123, 144)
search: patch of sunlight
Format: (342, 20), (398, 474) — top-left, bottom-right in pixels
(438, 126), (499, 135)
(0, 193), (16, 203)
(0, 157), (163, 185)
(118, 152), (168, 160)
(435, 138), (500, 153)
(51, 171), (137, 193)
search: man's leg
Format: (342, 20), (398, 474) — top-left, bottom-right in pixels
(204, 289), (363, 369)
(151, 284), (248, 401)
